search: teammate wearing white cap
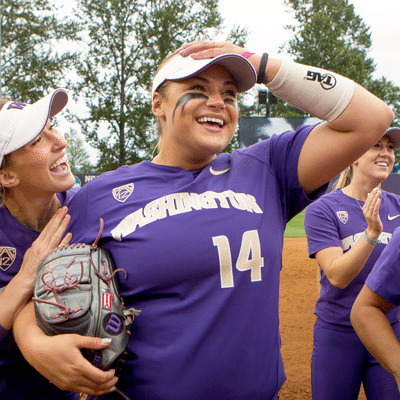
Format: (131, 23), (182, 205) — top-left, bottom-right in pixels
(14, 41), (394, 399)
(0, 90), (81, 399)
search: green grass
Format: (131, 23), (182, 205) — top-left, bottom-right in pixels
(284, 209), (306, 238)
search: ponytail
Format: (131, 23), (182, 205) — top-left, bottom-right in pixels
(331, 166), (353, 191)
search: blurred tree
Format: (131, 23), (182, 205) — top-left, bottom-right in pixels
(269, 0), (400, 135)
(64, 128), (94, 174)
(72, 0), (248, 172)
(0, 0), (78, 102)
(282, 0), (374, 82)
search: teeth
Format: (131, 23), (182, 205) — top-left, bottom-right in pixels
(50, 154), (68, 170)
(197, 117), (224, 126)
(377, 162), (388, 167)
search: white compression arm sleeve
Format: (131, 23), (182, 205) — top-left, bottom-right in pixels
(267, 59), (355, 122)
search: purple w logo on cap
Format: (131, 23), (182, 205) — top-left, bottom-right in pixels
(7, 101), (26, 110)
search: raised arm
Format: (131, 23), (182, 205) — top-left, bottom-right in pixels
(178, 41), (394, 195)
(297, 86), (392, 194)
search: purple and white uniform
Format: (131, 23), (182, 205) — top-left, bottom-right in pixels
(0, 189), (79, 400)
(66, 125), (326, 400)
(366, 225), (400, 307)
(305, 189), (400, 399)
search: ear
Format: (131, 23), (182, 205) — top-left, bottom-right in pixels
(152, 92), (166, 118)
(0, 169), (19, 188)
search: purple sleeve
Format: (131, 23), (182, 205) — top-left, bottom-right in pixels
(241, 124), (328, 221)
(64, 184), (94, 244)
(270, 124), (329, 220)
(365, 226), (400, 305)
(304, 196), (341, 258)
(56, 187), (80, 206)
(0, 324), (9, 342)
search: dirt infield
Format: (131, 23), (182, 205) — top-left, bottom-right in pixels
(278, 237), (367, 399)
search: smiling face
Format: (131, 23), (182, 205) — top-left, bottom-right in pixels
(1, 119), (75, 197)
(353, 135), (395, 183)
(152, 63), (239, 169)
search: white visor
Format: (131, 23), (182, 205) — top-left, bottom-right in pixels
(384, 127), (400, 149)
(152, 53), (257, 97)
(0, 88), (68, 166)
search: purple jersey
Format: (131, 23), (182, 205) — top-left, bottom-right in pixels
(66, 126), (327, 400)
(366, 225), (400, 305)
(305, 189), (400, 326)
(0, 188), (79, 400)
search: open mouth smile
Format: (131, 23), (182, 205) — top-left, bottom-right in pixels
(196, 117), (225, 128)
(49, 154), (70, 175)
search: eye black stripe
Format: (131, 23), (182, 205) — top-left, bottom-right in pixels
(172, 93), (208, 120)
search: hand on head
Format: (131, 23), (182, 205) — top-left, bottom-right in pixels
(176, 40), (249, 60)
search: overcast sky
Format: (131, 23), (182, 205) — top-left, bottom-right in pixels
(58, 0), (399, 86)
(56, 0), (399, 162)
(217, 0), (400, 86)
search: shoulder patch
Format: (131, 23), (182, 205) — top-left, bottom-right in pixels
(112, 183), (134, 203)
(0, 247), (16, 271)
(336, 211), (348, 225)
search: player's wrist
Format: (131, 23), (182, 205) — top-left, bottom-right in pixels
(4, 272), (34, 304)
(363, 230), (379, 244)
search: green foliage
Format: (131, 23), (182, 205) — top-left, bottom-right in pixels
(0, 0), (78, 102)
(281, 0), (374, 82)
(278, 0), (400, 166)
(71, 0), (230, 172)
(365, 77), (400, 126)
(64, 128), (94, 174)
(272, 0), (376, 119)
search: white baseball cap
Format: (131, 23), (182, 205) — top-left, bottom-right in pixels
(0, 88), (68, 166)
(384, 127), (400, 149)
(152, 53), (257, 97)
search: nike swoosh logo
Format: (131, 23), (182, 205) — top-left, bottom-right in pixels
(209, 166), (230, 176)
(388, 214), (400, 221)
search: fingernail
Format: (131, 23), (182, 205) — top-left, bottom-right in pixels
(102, 338), (112, 344)
(110, 387), (116, 392)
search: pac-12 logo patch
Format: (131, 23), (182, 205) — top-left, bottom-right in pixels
(336, 211), (348, 224)
(0, 247), (16, 271)
(112, 183), (134, 203)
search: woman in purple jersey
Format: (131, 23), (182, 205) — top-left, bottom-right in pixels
(0, 90), (87, 399)
(304, 128), (400, 399)
(13, 40), (394, 399)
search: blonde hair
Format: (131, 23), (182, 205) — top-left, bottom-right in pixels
(331, 166), (353, 191)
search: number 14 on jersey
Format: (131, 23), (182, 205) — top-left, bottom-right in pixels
(213, 230), (264, 288)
